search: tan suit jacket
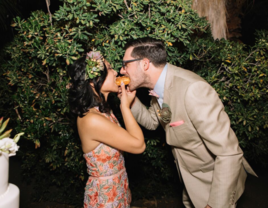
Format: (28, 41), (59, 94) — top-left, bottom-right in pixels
(131, 63), (257, 208)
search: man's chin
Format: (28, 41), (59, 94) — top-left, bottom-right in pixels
(128, 84), (136, 92)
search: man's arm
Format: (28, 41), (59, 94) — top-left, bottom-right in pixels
(185, 81), (243, 208)
(131, 97), (160, 130)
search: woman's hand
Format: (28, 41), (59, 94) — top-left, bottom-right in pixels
(118, 82), (136, 109)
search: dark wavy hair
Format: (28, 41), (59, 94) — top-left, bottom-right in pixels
(124, 37), (167, 67)
(68, 55), (110, 117)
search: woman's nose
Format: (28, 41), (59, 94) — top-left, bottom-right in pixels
(114, 70), (118, 76)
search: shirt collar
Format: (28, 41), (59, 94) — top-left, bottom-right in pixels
(153, 63), (167, 100)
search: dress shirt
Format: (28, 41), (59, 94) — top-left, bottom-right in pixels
(153, 63), (167, 108)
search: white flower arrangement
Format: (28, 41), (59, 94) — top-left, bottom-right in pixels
(0, 118), (24, 157)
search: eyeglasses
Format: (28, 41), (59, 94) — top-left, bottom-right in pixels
(122, 58), (142, 69)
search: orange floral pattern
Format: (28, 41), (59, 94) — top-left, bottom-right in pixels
(83, 110), (131, 208)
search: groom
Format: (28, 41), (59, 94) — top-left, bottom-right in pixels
(119, 37), (257, 208)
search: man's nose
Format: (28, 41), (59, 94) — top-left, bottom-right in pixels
(120, 67), (126, 74)
(114, 70), (118, 76)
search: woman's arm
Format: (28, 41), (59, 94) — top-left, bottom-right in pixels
(119, 82), (144, 147)
(78, 82), (145, 154)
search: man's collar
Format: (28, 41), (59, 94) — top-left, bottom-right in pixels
(153, 63), (168, 100)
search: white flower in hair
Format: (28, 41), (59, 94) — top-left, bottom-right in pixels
(87, 51), (102, 60)
(85, 50), (105, 80)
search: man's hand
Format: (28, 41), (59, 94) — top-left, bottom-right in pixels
(205, 205), (212, 208)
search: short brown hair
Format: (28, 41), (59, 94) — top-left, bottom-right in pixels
(125, 37), (167, 67)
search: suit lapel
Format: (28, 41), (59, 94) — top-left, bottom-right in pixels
(156, 64), (176, 130)
(151, 97), (168, 129)
(163, 63), (175, 106)
(161, 64), (190, 133)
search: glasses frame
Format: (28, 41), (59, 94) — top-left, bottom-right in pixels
(122, 58), (143, 69)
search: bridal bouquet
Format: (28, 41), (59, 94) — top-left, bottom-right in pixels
(0, 117), (24, 157)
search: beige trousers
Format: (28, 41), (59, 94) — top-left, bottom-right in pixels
(182, 188), (237, 208)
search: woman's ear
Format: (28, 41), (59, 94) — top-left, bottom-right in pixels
(90, 82), (94, 88)
(104, 59), (111, 70)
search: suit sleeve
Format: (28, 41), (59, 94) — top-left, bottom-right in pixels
(131, 97), (160, 130)
(184, 81), (244, 208)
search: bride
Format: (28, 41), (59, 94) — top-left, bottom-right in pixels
(68, 50), (145, 208)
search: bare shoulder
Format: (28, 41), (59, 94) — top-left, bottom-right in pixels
(77, 109), (110, 131)
(77, 109), (117, 132)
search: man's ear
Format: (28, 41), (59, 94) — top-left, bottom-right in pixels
(142, 58), (150, 71)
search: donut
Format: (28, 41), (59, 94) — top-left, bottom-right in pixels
(116, 76), (130, 86)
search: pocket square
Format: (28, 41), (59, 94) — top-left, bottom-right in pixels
(169, 120), (184, 127)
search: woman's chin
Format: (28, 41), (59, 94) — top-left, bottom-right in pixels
(110, 87), (119, 93)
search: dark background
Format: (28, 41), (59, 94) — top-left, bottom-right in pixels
(2, 0), (268, 207)
(0, 0), (61, 50)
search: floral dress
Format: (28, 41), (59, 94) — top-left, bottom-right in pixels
(83, 109), (131, 208)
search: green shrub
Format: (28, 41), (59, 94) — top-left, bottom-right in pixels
(0, 0), (267, 205)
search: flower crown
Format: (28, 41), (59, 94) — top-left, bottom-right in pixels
(85, 50), (105, 80)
